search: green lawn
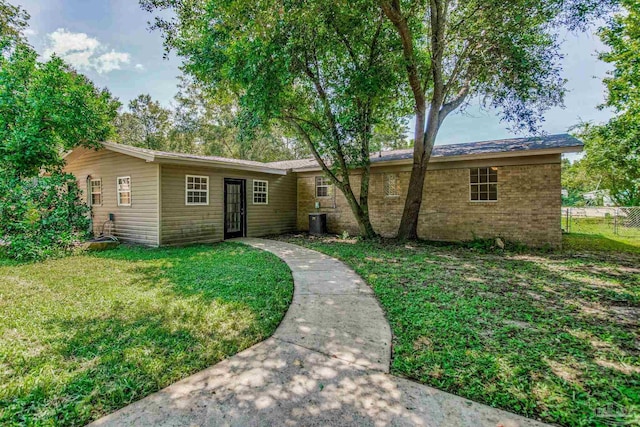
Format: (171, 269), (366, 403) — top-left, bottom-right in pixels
(563, 217), (640, 254)
(0, 243), (293, 426)
(279, 234), (640, 426)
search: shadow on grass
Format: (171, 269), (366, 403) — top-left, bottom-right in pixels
(0, 243), (293, 427)
(563, 232), (640, 255)
(277, 235), (640, 426)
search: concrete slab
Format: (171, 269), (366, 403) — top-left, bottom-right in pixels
(92, 338), (546, 427)
(89, 238), (550, 427)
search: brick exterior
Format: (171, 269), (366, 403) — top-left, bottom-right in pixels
(297, 159), (562, 248)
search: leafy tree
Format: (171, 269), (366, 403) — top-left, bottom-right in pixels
(0, 0), (29, 43)
(561, 157), (597, 206)
(0, 15), (119, 259)
(575, 0), (639, 206)
(378, 0), (617, 239)
(0, 41), (120, 177)
(141, 0), (408, 238)
(172, 77), (307, 161)
(115, 94), (172, 151)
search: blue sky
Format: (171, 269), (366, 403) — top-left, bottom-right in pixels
(15, 0), (614, 146)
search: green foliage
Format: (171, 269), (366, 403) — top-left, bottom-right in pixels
(171, 77), (309, 161)
(0, 41), (120, 177)
(573, 0), (640, 207)
(115, 94), (172, 150)
(0, 173), (90, 261)
(578, 119), (639, 206)
(561, 157), (598, 206)
(280, 235), (640, 426)
(0, 0), (29, 43)
(0, 243), (293, 426)
(141, 0), (410, 237)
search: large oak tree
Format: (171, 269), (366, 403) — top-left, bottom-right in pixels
(141, 0), (408, 238)
(378, 0), (617, 239)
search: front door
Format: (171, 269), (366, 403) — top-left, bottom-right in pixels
(224, 178), (246, 239)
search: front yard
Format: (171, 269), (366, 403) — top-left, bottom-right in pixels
(279, 235), (640, 426)
(0, 243), (293, 426)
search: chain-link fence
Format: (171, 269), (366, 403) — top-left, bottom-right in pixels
(562, 207), (640, 241)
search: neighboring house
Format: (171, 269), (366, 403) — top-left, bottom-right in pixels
(64, 133), (582, 248)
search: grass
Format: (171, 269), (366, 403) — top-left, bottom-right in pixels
(0, 243), (293, 426)
(563, 217), (640, 254)
(278, 234), (640, 426)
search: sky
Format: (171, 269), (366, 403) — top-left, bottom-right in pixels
(15, 0), (616, 146)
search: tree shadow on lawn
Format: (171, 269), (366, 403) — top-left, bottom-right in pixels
(388, 247), (639, 425)
(280, 236), (640, 426)
(1, 243), (292, 427)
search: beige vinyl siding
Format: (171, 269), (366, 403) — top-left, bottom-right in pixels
(63, 147), (160, 246)
(160, 165), (297, 245)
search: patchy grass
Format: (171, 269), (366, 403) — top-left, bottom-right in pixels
(278, 234), (640, 426)
(0, 243), (293, 426)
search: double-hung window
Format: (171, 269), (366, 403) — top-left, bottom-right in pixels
(253, 180), (268, 204)
(470, 167), (498, 201)
(90, 179), (102, 206)
(117, 176), (131, 206)
(186, 175), (209, 205)
(315, 176), (332, 198)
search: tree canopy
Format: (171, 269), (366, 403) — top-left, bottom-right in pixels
(0, 40), (120, 177)
(576, 0), (639, 206)
(141, 0), (409, 237)
(378, 0), (617, 238)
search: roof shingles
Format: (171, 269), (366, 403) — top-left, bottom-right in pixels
(102, 133), (582, 172)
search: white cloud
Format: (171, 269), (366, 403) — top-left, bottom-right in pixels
(134, 63), (145, 71)
(95, 51), (131, 73)
(44, 28), (132, 74)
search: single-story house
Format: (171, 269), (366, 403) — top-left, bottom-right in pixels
(63, 133), (582, 248)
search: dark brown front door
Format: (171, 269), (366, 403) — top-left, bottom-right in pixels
(224, 178), (246, 239)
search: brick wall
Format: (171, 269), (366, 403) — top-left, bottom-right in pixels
(297, 158), (562, 248)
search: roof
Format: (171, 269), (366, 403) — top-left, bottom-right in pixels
(99, 141), (289, 175)
(267, 133), (583, 171)
(73, 133), (582, 174)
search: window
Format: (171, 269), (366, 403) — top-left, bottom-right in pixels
(384, 173), (400, 197)
(470, 167), (498, 201)
(186, 175), (209, 205)
(315, 176), (332, 198)
(117, 176), (131, 206)
(90, 179), (102, 206)
(253, 180), (268, 204)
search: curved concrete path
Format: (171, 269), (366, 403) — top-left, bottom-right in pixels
(91, 238), (548, 427)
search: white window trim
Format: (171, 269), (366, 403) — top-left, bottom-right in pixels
(384, 173), (400, 198)
(469, 167), (499, 203)
(90, 178), (103, 206)
(315, 176), (332, 198)
(117, 176), (132, 207)
(252, 179), (269, 205)
(185, 174), (209, 206)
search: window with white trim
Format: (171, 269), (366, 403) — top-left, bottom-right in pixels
(470, 167), (498, 201)
(117, 176), (131, 206)
(253, 180), (268, 204)
(186, 175), (209, 205)
(384, 173), (400, 197)
(315, 176), (332, 198)
(90, 179), (102, 206)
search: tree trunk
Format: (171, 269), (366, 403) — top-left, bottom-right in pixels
(343, 185), (377, 238)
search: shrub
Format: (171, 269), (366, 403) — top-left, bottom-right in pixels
(0, 172), (90, 260)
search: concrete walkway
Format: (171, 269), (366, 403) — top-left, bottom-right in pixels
(91, 238), (547, 427)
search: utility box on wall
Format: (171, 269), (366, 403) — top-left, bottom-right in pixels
(309, 213), (327, 236)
